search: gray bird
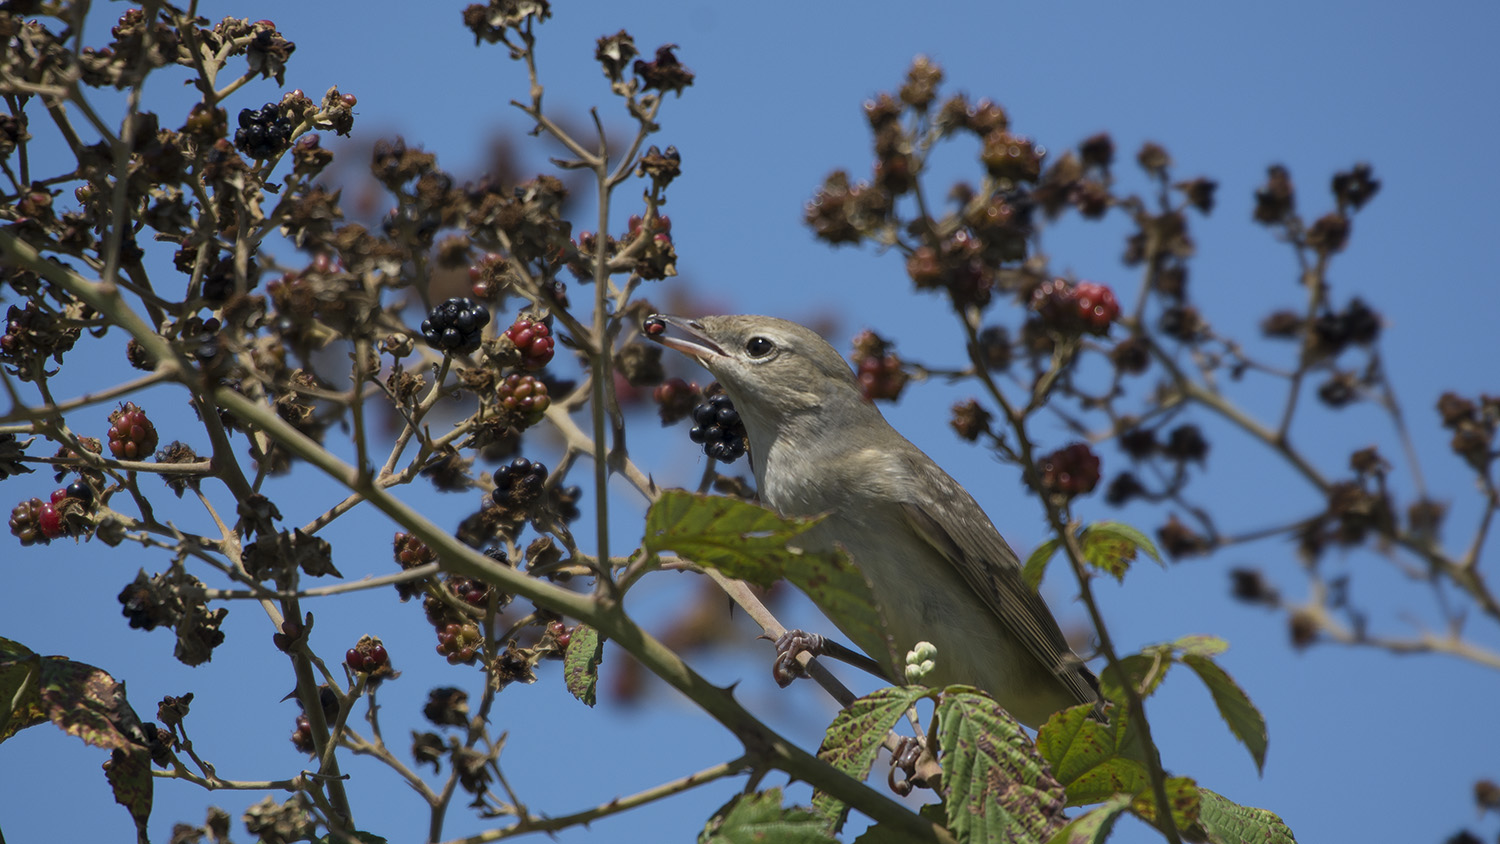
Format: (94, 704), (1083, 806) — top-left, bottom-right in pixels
(646, 313), (1100, 728)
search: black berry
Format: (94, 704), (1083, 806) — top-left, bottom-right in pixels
(492, 458), (548, 509)
(234, 103), (294, 159)
(421, 297), (490, 354)
(688, 393), (747, 463)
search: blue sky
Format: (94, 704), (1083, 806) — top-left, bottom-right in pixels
(3, 2), (1498, 843)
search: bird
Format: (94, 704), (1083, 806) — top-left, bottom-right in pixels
(644, 314), (1100, 728)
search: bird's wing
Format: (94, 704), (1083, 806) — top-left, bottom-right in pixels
(896, 460), (1100, 709)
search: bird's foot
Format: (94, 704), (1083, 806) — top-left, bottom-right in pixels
(771, 629), (826, 687)
(889, 735), (942, 796)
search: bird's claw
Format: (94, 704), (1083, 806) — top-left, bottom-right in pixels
(888, 736), (926, 797)
(772, 630), (826, 687)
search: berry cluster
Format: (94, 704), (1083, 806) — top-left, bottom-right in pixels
(107, 402), (159, 460)
(291, 715), (314, 754)
(1037, 443), (1102, 498)
(851, 330), (908, 402)
(234, 103), (294, 159)
(545, 619), (573, 652)
(421, 297), (490, 354)
(688, 393), (747, 463)
(393, 532), (436, 601)
(345, 638), (391, 674)
(10, 498), (60, 545)
(1030, 279), (1120, 336)
(505, 318), (554, 369)
(448, 576), (490, 607)
(492, 458), (548, 509)
(1, 302), (79, 369)
(495, 373), (550, 427)
(436, 622), (482, 665)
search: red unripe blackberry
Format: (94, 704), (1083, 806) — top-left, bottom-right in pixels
(291, 714), (315, 754)
(1038, 443), (1101, 498)
(37, 502), (63, 540)
(107, 402), (159, 460)
(1071, 282), (1119, 335)
(653, 377), (701, 425)
(436, 622), (482, 665)
(505, 318), (554, 369)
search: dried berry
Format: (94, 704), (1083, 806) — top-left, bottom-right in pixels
(949, 399), (991, 442)
(9, 498), (47, 546)
(653, 377), (701, 425)
(851, 330), (907, 402)
(1037, 443), (1101, 498)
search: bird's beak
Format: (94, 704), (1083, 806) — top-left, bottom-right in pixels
(642, 314), (727, 363)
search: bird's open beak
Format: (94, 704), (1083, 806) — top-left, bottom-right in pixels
(642, 314), (727, 363)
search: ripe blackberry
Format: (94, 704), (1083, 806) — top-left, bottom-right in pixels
(1037, 443), (1101, 498)
(495, 373), (550, 427)
(65, 480), (94, 505)
(505, 317), (555, 369)
(688, 394), (747, 463)
(550, 484), (583, 523)
(107, 402), (159, 460)
(233, 103), (294, 159)
(492, 458), (548, 509)
(1163, 425), (1209, 462)
(10, 498), (46, 546)
(421, 297), (490, 354)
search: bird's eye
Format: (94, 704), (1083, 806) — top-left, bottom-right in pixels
(745, 336), (775, 358)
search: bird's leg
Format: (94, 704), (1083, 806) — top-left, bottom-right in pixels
(771, 630), (891, 687)
(888, 735), (942, 795)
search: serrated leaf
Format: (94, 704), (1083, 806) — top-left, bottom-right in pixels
(563, 625), (603, 707)
(1097, 646), (1174, 704)
(1129, 775), (1201, 833)
(104, 746), (152, 843)
(1181, 654), (1267, 775)
(645, 492), (896, 670)
(1193, 788), (1296, 844)
(1036, 705), (1151, 807)
(700, 788), (838, 844)
(644, 491), (823, 588)
(937, 689), (1067, 843)
(1044, 794), (1133, 844)
(1079, 531), (1135, 582)
(1024, 539), (1061, 590)
(1084, 522), (1163, 566)
(812, 686), (933, 830)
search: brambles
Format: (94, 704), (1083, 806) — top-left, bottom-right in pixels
(495, 374), (550, 428)
(504, 317), (555, 369)
(492, 458), (548, 510)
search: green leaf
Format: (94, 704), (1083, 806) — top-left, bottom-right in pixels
(1129, 775), (1201, 834)
(644, 491), (823, 588)
(563, 625), (603, 707)
(1036, 705), (1150, 807)
(1085, 521), (1163, 566)
(645, 492), (896, 670)
(700, 788), (838, 844)
(104, 746), (152, 844)
(0, 637), (45, 742)
(812, 686), (933, 830)
(1023, 539), (1060, 590)
(937, 689), (1067, 843)
(1192, 788), (1296, 844)
(1097, 646), (1174, 704)
(1078, 531), (1134, 582)
(1044, 794), (1133, 844)
(1181, 653), (1267, 775)
(1172, 634), (1228, 658)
